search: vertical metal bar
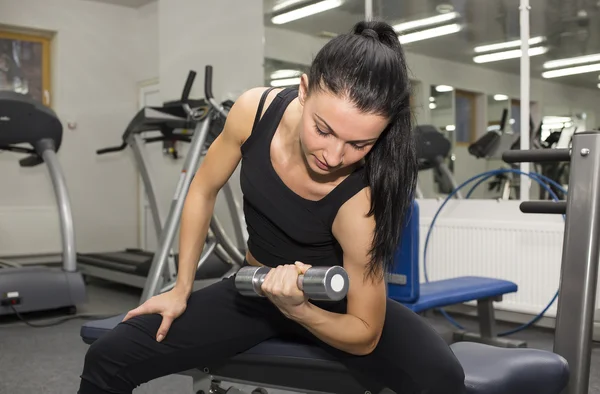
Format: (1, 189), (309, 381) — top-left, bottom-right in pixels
(365, 0), (373, 21)
(39, 141), (77, 272)
(554, 132), (600, 394)
(477, 298), (497, 338)
(129, 133), (177, 283)
(140, 114), (212, 302)
(129, 134), (164, 239)
(519, 0), (531, 200)
(220, 181), (246, 251)
(437, 161), (463, 199)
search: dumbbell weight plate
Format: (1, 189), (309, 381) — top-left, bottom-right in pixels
(300, 266), (348, 301)
(235, 266), (270, 297)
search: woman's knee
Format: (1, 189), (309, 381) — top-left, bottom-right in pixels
(81, 322), (151, 392)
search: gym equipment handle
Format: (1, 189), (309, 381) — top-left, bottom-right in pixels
(180, 70), (196, 103)
(97, 142), (127, 155)
(205, 65), (213, 101)
(520, 201), (567, 215)
(502, 149), (571, 164)
(235, 265), (349, 301)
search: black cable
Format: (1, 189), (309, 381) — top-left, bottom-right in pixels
(0, 306), (117, 328)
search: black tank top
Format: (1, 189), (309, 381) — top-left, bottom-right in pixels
(239, 88), (368, 268)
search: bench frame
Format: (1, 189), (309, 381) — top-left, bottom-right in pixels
(451, 295), (526, 348)
(389, 201), (526, 349)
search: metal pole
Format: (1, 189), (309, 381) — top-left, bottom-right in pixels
(221, 181), (246, 251)
(365, 0), (373, 21)
(140, 113), (212, 302)
(130, 134), (164, 239)
(38, 140), (77, 272)
(554, 132), (600, 394)
(519, 0), (531, 200)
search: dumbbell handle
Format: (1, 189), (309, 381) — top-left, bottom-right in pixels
(235, 265), (349, 301)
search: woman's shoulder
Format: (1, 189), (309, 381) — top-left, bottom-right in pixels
(232, 87), (283, 122)
(226, 87), (283, 144)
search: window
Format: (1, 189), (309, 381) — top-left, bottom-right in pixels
(0, 30), (52, 106)
(454, 89), (477, 145)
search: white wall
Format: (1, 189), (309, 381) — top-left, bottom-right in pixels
(153, 0), (264, 248)
(0, 0), (140, 255)
(134, 0), (159, 83)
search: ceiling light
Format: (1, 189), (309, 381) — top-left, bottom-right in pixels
(435, 85), (454, 92)
(446, 125), (456, 131)
(544, 53), (600, 69)
(399, 23), (461, 44)
(542, 63), (600, 78)
(544, 116), (572, 123)
(270, 77), (301, 87)
(270, 69), (301, 79)
(474, 36), (546, 53)
(271, 0), (343, 24)
(273, 0), (308, 12)
(597, 83), (600, 89)
(494, 94), (509, 101)
(393, 12), (459, 33)
(429, 102), (437, 109)
(429, 96), (435, 102)
(473, 46), (548, 63)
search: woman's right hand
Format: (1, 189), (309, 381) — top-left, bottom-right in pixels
(122, 288), (189, 342)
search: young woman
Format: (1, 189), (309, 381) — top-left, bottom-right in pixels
(78, 20), (466, 394)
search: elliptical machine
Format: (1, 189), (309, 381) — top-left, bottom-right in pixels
(0, 91), (86, 316)
(76, 70), (239, 291)
(415, 124), (463, 199)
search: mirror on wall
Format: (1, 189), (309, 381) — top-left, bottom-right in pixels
(264, 58), (309, 88)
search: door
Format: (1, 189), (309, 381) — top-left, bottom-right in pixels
(138, 81), (161, 251)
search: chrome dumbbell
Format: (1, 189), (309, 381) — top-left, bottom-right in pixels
(234, 265), (349, 301)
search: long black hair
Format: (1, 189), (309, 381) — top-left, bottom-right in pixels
(307, 20), (418, 280)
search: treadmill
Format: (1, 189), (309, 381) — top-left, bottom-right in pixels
(415, 124), (463, 199)
(76, 72), (239, 290)
(0, 91), (86, 316)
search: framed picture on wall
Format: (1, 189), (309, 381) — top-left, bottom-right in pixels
(0, 30), (51, 106)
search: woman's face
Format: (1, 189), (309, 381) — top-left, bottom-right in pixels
(297, 75), (389, 175)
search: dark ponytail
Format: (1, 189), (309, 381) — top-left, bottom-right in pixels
(307, 20), (418, 280)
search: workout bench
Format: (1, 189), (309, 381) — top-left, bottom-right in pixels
(388, 201), (526, 348)
(81, 313), (566, 393)
(79, 200), (566, 393)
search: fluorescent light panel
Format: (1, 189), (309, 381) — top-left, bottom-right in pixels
(435, 85), (454, 92)
(474, 36), (546, 53)
(494, 94), (509, 101)
(542, 63), (600, 78)
(474, 46), (548, 63)
(271, 0), (343, 24)
(270, 69), (301, 79)
(393, 12), (459, 33)
(270, 77), (301, 87)
(544, 53), (600, 69)
(399, 23), (461, 44)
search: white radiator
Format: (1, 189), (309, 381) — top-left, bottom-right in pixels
(0, 206), (62, 256)
(417, 199), (568, 317)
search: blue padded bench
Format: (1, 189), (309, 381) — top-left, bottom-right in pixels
(80, 314), (568, 394)
(387, 201), (525, 348)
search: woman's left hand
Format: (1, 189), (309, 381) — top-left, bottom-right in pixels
(261, 261), (312, 317)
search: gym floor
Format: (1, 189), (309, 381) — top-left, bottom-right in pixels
(1, 279), (600, 394)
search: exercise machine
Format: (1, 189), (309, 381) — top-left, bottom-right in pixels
(76, 71), (240, 292)
(0, 91), (86, 316)
(138, 66), (246, 302)
(415, 125), (463, 199)
(82, 105), (600, 394)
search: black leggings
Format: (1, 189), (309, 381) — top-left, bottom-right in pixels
(78, 275), (465, 394)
